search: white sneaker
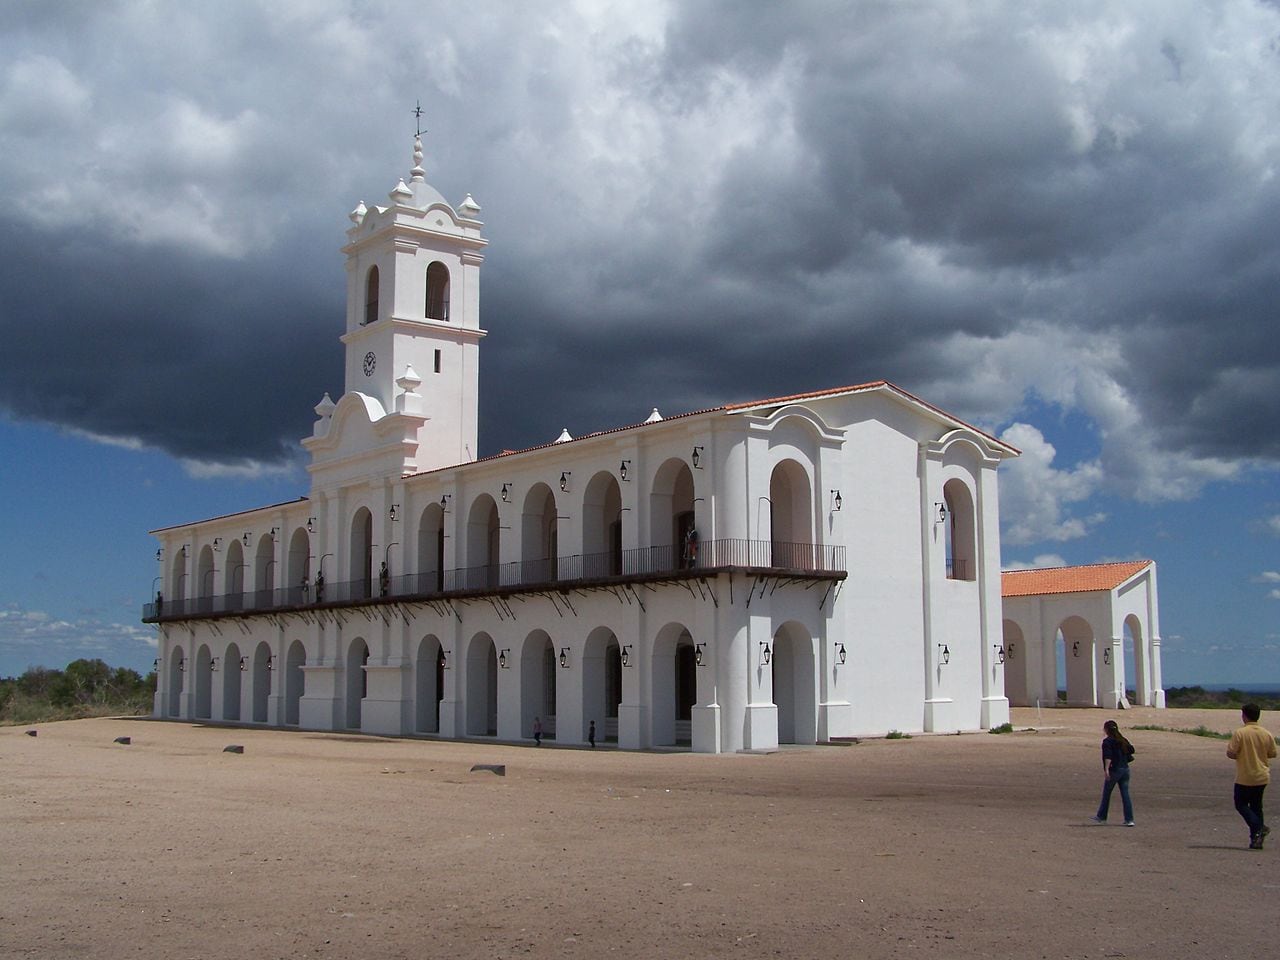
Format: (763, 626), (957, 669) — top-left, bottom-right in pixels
(1123, 820), (1135, 827)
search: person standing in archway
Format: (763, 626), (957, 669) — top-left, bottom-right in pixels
(533, 716), (542, 747)
(1227, 703), (1276, 850)
(1090, 720), (1135, 826)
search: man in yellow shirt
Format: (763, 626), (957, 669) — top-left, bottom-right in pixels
(1226, 703), (1277, 850)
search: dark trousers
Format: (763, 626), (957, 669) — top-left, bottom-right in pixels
(1234, 782), (1267, 836)
(1096, 767), (1133, 822)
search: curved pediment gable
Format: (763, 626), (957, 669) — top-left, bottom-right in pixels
(744, 403), (845, 444)
(926, 427), (1011, 467)
(306, 391), (387, 456)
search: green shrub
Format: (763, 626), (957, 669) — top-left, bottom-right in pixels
(988, 722), (1014, 734)
(885, 729), (911, 740)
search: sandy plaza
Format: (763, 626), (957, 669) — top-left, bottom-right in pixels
(1, 706), (1274, 959)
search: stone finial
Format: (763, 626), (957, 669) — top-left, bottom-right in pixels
(459, 193), (481, 217)
(314, 392), (336, 419)
(349, 200), (367, 225)
(397, 364), (422, 393)
(555, 427), (573, 443)
(390, 179), (413, 203)
(645, 407), (663, 423)
(410, 136), (426, 182)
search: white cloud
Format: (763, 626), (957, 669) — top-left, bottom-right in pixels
(1253, 571), (1280, 583)
(0, 603), (157, 675)
(997, 422), (1102, 545)
(1003, 553), (1067, 571)
(179, 457), (298, 481)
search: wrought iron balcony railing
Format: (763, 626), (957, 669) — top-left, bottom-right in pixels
(143, 537), (846, 623)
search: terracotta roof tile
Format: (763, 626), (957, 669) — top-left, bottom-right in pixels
(1001, 560), (1153, 598)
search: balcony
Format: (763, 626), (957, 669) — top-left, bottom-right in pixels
(143, 537), (846, 623)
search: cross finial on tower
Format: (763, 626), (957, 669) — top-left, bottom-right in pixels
(413, 100), (426, 138)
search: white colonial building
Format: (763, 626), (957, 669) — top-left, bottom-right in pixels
(146, 134), (1029, 752)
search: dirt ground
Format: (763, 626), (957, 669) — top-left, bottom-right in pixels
(1, 706), (1275, 959)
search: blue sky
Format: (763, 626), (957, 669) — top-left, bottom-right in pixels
(1, 1), (1279, 684)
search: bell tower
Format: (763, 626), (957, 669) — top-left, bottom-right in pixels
(327, 134), (487, 472)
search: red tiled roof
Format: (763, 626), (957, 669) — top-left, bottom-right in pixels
(1001, 560), (1153, 598)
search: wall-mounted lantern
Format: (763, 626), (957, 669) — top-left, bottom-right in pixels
(440, 494), (452, 511)
(212, 537), (222, 552)
(266, 654), (277, 671)
(306, 517), (316, 534)
(498, 648), (510, 669)
(835, 642), (847, 665)
(153, 658), (161, 670)
(994, 644), (1006, 664)
(239, 656), (248, 672)
(243, 532), (252, 546)
(938, 644), (951, 666)
(759, 642), (772, 666)
(210, 657), (220, 672)
(831, 490), (843, 512)
(440, 649), (450, 670)
(178, 657), (187, 673)
(934, 502), (948, 524)
(559, 472), (571, 492)
(1072, 641), (1080, 658)
(155, 547), (163, 562)
(1103, 647), (1112, 665)
(389, 504), (399, 521)
(500, 483), (511, 503)
(1007, 641), (1016, 660)
(691, 446), (704, 469)
(620, 644), (632, 667)
(694, 642), (705, 667)
(558, 647), (570, 669)
(619, 460), (631, 482)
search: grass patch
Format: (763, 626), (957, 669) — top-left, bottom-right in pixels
(988, 722), (1014, 734)
(1132, 723), (1231, 741)
(885, 730), (912, 740)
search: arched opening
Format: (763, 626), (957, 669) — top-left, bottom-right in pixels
(465, 633), (498, 736)
(652, 624), (696, 747)
(772, 622), (817, 744)
(168, 645), (184, 717)
(520, 484), (558, 582)
(193, 643), (213, 719)
(196, 546), (216, 614)
(284, 640), (305, 726)
(222, 642), (242, 721)
(1057, 616), (1096, 706)
(169, 553), (188, 606)
(943, 478), (976, 581)
(520, 630), (557, 740)
(649, 460), (695, 573)
(1123, 614), (1146, 706)
(254, 534), (276, 607)
(286, 527), (310, 605)
(252, 641), (272, 723)
(425, 261), (450, 321)
(416, 503), (446, 593)
(224, 538), (246, 612)
(1002, 620), (1028, 706)
(349, 508), (373, 600)
(769, 459), (814, 568)
(465, 496), (500, 589)
(415, 634), (443, 733)
(582, 627), (622, 743)
(364, 265), (379, 325)
(583, 471), (623, 577)
(345, 638), (369, 729)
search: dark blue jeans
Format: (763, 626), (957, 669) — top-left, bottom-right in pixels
(1234, 783), (1267, 837)
(1096, 767), (1133, 822)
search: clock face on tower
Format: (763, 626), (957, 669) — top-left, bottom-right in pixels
(363, 351), (376, 376)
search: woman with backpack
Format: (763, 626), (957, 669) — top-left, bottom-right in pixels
(1090, 719), (1136, 826)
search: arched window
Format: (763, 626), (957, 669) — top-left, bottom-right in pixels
(943, 478), (976, 581)
(425, 262), (450, 321)
(364, 266), (380, 325)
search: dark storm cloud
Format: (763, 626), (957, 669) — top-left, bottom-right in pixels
(2, 0), (1279, 502)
